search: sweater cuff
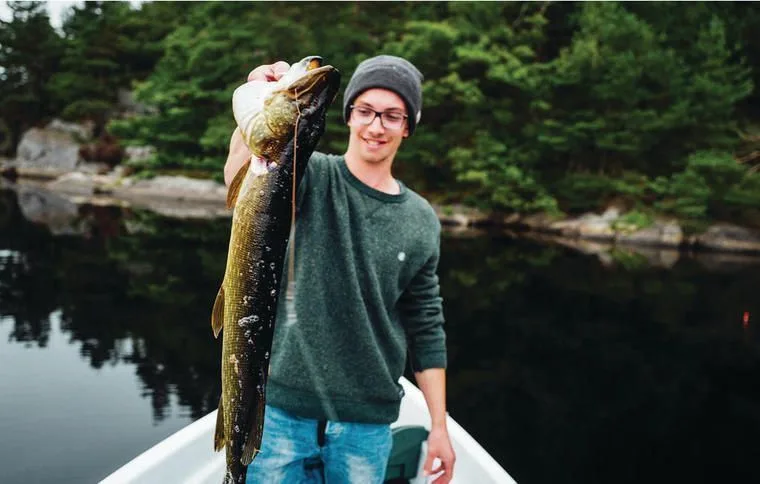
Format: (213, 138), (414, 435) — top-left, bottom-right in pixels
(411, 347), (447, 372)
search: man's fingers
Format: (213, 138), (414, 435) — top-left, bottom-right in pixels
(247, 62), (290, 82)
(247, 65), (271, 82)
(271, 61), (290, 80)
(422, 451), (436, 476)
(431, 460), (453, 484)
(229, 128), (246, 152)
(432, 472), (452, 484)
(428, 450), (455, 483)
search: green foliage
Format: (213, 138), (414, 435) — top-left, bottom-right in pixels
(538, 3), (752, 178)
(110, 2), (317, 168)
(5, 1), (760, 225)
(724, 172), (760, 209)
(612, 210), (655, 232)
(450, 132), (558, 213)
(383, 3), (557, 210)
(553, 171), (650, 213)
(652, 151), (751, 219)
(48, 2), (132, 125)
(0, 1), (64, 152)
(652, 171), (711, 220)
(47, 1), (187, 129)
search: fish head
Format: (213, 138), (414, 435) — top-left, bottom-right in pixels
(233, 56), (341, 178)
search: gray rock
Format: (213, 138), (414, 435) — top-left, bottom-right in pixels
(600, 207), (621, 222)
(132, 175), (223, 194)
(14, 120), (89, 175)
(660, 222), (683, 245)
(439, 212), (470, 227)
(434, 204), (493, 227)
(124, 146), (156, 166)
(548, 219), (580, 233)
(696, 224), (760, 253)
(616, 222), (683, 248)
(578, 219), (615, 240)
(141, 203), (230, 219)
(549, 216), (615, 240)
(578, 213), (602, 222)
(47, 172), (96, 196)
(77, 162), (111, 175)
(521, 213), (559, 231)
(113, 175), (226, 203)
(16, 186), (88, 235)
(47, 119), (95, 141)
(110, 165), (134, 179)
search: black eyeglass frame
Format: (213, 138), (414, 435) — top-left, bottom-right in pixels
(348, 105), (408, 130)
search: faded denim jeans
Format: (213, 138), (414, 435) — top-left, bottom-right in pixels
(246, 405), (393, 484)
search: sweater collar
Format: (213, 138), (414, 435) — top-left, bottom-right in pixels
(338, 156), (409, 203)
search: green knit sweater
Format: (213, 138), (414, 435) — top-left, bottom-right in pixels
(265, 152), (447, 424)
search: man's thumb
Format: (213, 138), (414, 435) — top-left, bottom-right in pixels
(422, 451), (435, 476)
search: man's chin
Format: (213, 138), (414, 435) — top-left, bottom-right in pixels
(359, 148), (386, 164)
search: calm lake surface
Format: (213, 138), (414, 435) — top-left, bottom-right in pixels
(1, 184), (760, 484)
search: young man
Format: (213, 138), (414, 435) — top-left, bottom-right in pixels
(224, 55), (455, 484)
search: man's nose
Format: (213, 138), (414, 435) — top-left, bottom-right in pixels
(367, 114), (385, 133)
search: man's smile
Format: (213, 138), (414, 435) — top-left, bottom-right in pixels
(362, 137), (387, 148)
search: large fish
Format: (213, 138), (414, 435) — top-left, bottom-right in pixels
(212, 56), (340, 484)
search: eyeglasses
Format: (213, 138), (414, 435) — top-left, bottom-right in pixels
(349, 105), (408, 130)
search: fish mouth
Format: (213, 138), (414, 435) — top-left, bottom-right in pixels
(277, 57), (340, 112)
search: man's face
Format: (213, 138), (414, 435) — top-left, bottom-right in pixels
(346, 88), (409, 165)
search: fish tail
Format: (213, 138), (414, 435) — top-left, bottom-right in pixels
(222, 464), (247, 484)
(223, 446), (248, 484)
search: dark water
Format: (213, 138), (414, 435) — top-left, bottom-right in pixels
(1, 185), (760, 484)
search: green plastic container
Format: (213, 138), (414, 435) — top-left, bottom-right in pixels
(384, 425), (430, 482)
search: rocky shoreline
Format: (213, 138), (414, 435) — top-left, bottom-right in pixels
(3, 118), (760, 259)
(434, 204), (760, 254)
(4, 166), (760, 259)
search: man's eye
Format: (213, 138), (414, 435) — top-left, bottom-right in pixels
(356, 107), (372, 116)
(385, 113), (404, 122)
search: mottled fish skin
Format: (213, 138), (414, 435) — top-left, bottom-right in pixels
(212, 56), (340, 484)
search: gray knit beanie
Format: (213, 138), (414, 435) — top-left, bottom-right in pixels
(343, 55), (424, 135)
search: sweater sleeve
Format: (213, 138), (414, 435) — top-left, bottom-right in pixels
(398, 239), (447, 372)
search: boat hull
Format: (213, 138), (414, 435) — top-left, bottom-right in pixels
(101, 378), (516, 484)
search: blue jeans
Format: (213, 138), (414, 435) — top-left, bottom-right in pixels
(246, 405), (393, 484)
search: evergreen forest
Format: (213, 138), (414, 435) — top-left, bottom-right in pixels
(2, 1), (760, 224)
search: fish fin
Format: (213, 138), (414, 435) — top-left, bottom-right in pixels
(227, 157), (250, 209)
(241, 393), (266, 465)
(212, 286), (224, 338)
(214, 398), (225, 452)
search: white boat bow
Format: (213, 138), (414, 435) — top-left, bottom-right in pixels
(102, 378), (516, 484)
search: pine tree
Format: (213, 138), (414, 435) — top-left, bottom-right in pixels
(0, 1), (63, 153)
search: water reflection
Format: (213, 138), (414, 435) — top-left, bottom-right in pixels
(440, 236), (760, 484)
(0, 187), (228, 423)
(2, 184), (760, 483)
